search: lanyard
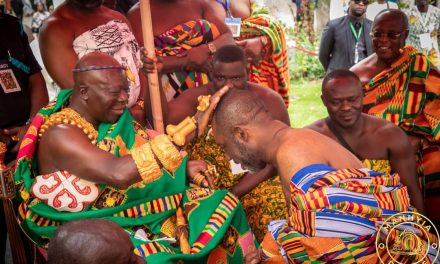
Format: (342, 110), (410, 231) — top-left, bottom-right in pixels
(350, 22), (363, 42)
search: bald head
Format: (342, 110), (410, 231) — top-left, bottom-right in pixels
(322, 69), (362, 96)
(73, 52), (125, 88)
(48, 219), (139, 264)
(373, 9), (408, 30)
(68, 52), (129, 123)
(213, 89), (270, 134)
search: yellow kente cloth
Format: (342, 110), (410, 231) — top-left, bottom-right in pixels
(362, 159), (391, 175)
(238, 5), (290, 107)
(363, 45), (440, 221)
(186, 129), (287, 242)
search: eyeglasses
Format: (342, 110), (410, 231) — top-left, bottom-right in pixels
(369, 30), (408, 40)
(352, 0), (369, 5)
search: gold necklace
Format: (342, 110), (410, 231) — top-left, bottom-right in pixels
(39, 108), (98, 144)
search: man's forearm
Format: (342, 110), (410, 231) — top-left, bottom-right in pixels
(211, 32), (234, 49)
(29, 72), (49, 119)
(230, 164), (277, 198)
(161, 56), (188, 73)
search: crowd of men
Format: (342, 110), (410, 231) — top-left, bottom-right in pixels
(1, 0), (440, 263)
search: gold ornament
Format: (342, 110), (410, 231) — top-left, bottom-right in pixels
(130, 143), (163, 184)
(193, 172), (208, 187)
(39, 108), (98, 144)
(150, 134), (182, 172)
(166, 117), (197, 146)
(196, 95), (211, 112)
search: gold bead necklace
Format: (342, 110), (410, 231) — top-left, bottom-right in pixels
(39, 108), (98, 144)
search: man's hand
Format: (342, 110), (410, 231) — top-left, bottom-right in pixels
(186, 160), (214, 188)
(195, 85), (230, 136)
(3, 125), (29, 152)
(129, 104), (145, 126)
(236, 37), (264, 67)
(244, 247), (260, 264)
(183, 45), (211, 72)
(140, 47), (163, 75)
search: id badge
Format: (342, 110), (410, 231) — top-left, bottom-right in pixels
(419, 33), (431, 50)
(225, 17), (242, 38)
(0, 60), (21, 94)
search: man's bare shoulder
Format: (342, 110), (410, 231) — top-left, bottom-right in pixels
(364, 114), (407, 142)
(41, 124), (92, 146)
(39, 9), (72, 39)
(248, 82), (284, 105)
(103, 6), (128, 21)
(305, 118), (328, 135)
(127, 2), (140, 17)
(350, 53), (377, 77)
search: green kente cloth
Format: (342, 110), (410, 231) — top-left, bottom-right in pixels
(14, 89), (256, 263)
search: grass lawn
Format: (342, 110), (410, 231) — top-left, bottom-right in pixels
(288, 80), (328, 128)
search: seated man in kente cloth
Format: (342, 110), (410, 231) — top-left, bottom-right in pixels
(210, 0), (291, 106)
(212, 90), (438, 263)
(351, 9), (440, 227)
(307, 69), (425, 213)
(128, 0), (234, 100)
(161, 45), (290, 242)
(14, 52), (256, 263)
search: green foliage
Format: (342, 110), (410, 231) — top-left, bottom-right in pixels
(288, 80), (327, 128)
(396, 0), (409, 9)
(288, 23), (325, 82)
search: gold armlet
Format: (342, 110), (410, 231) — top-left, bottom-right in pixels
(150, 134), (182, 172)
(131, 143), (163, 184)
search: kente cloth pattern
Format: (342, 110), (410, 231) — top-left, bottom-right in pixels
(73, 20), (141, 107)
(260, 164), (439, 263)
(405, 5), (440, 68)
(217, 0), (290, 107)
(362, 159), (391, 175)
(154, 19), (220, 99)
(363, 45), (440, 220)
(14, 89), (256, 263)
(186, 128), (287, 242)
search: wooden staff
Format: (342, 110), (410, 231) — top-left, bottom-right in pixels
(140, 0), (164, 133)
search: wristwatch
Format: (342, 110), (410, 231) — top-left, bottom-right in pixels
(207, 42), (216, 55)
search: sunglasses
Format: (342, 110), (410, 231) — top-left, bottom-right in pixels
(352, 0), (369, 5)
(369, 30), (408, 40)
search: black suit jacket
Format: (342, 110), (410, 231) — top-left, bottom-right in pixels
(319, 15), (373, 73)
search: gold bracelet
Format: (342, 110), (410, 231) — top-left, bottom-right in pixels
(150, 134), (182, 172)
(193, 172), (206, 186)
(131, 143), (163, 184)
